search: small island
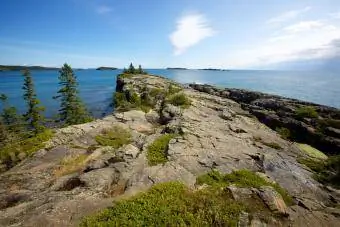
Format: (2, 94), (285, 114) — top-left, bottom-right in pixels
(96, 67), (118, 70)
(199, 68), (229, 71)
(166, 67), (188, 70)
(0, 65), (59, 71)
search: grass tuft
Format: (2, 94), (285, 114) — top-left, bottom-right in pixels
(95, 126), (131, 149)
(196, 169), (293, 205)
(147, 134), (176, 166)
(54, 154), (88, 177)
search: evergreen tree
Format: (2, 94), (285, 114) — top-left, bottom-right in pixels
(22, 70), (45, 134)
(128, 63), (135, 74)
(0, 94), (23, 133)
(54, 63), (91, 125)
(137, 65), (143, 74)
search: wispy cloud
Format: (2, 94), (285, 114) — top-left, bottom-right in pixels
(170, 13), (215, 55)
(266, 6), (311, 25)
(96, 5), (112, 14)
(284, 20), (326, 33)
(330, 11), (340, 19)
(221, 19), (340, 68)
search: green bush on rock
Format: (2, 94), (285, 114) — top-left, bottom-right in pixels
(295, 106), (318, 119)
(0, 129), (53, 169)
(147, 134), (176, 166)
(167, 93), (191, 108)
(80, 181), (245, 227)
(196, 169), (293, 205)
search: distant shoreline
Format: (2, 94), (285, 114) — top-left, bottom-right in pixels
(0, 65), (60, 71)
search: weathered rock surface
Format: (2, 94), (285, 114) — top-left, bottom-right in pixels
(0, 74), (339, 226)
(190, 84), (340, 155)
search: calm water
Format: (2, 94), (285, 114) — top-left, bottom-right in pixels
(0, 69), (339, 118)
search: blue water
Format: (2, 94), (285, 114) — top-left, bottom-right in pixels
(0, 69), (339, 118)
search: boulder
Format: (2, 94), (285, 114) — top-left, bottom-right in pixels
(219, 108), (235, 121)
(145, 110), (160, 124)
(161, 104), (182, 124)
(226, 185), (253, 200)
(80, 168), (119, 190)
(257, 186), (288, 215)
(51, 173), (83, 191)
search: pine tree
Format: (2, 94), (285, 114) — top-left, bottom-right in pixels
(0, 94), (23, 134)
(0, 94), (24, 139)
(22, 70), (45, 134)
(137, 65), (143, 74)
(128, 63), (136, 74)
(54, 63), (91, 125)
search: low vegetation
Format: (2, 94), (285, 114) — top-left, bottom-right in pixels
(80, 181), (246, 227)
(253, 136), (282, 150)
(298, 155), (340, 188)
(196, 169), (293, 205)
(276, 127), (291, 140)
(54, 154), (88, 177)
(147, 134), (176, 166)
(297, 143), (328, 160)
(0, 130), (53, 170)
(95, 126), (131, 149)
(167, 93), (191, 108)
(295, 106), (318, 119)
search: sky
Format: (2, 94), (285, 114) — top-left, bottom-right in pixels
(1, 0), (340, 69)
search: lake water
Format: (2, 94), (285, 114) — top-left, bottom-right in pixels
(0, 69), (339, 118)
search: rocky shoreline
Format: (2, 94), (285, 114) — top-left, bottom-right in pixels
(0, 73), (340, 226)
(190, 84), (340, 155)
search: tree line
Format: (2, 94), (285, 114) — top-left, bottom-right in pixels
(0, 63), (91, 147)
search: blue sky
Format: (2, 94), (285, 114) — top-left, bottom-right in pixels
(1, 0), (340, 69)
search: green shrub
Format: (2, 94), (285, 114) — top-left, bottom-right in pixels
(168, 84), (182, 95)
(80, 181), (245, 227)
(276, 127), (290, 140)
(298, 155), (340, 188)
(197, 169), (293, 205)
(95, 126), (131, 149)
(295, 106), (318, 119)
(147, 134), (176, 166)
(167, 93), (191, 108)
(0, 129), (53, 169)
(113, 92), (129, 110)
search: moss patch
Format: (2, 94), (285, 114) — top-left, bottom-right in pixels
(297, 143), (328, 160)
(197, 169), (293, 205)
(95, 126), (131, 149)
(147, 134), (176, 166)
(80, 181), (245, 227)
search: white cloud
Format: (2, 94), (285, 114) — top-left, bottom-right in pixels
(170, 13), (215, 55)
(96, 5), (112, 14)
(284, 20), (329, 33)
(220, 20), (340, 68)
(330, 11), (340, 19)
(266, 6), (311, 25)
